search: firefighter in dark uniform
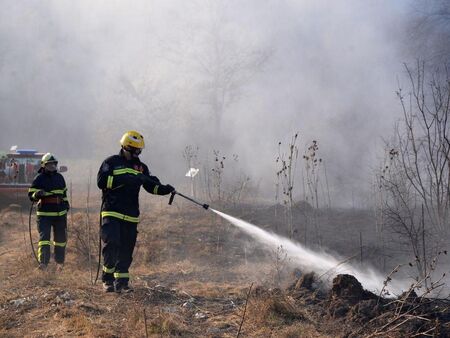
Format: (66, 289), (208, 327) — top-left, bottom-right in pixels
(97, 131), (175, 293)
(28, 153), (69, 269)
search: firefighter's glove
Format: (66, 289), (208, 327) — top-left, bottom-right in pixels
(158, 184), (175, 195)
(34, 190), (46, 199)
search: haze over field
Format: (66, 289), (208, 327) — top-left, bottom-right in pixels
(0, 0), (448, 205)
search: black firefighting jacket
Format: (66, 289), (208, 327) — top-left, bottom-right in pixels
(28, 171), (69, 217)
(97, 150), (164, 223)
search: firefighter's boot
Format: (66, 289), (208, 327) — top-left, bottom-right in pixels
(115, 281), (133, 293)
(38, 263), (47, 271)
(103, 281), (115, 293)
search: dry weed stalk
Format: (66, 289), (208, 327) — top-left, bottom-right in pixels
(371, 250), (449, 337)
(212, 149), (226, 202)
(70, 212), (98, 267)
(303, 140), (322, 209)
(143, 307), (149, 338)
(377, 264), (405, 303)
(271, 245), (289, 288)
(276, 133), (299, 239)
(237, 282), (253, 338)
(303, 140), (329, 245)
(222, 154), (251, 206)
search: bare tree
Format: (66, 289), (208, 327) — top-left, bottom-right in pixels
(197, 33), (270, 138)
(94, 70), (179, 152)
(161, 2), (272, 141)
(377, 61), (450, 279)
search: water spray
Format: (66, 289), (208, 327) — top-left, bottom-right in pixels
(166, 191), (408, 295)
(209, 208), (409, 296)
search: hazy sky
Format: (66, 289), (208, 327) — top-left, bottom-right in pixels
(0, 0), (434, 206)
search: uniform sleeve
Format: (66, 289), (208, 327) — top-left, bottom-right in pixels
(28, 175), (42, 201)
(97, 160), (111, 190)
(141, 165), (162, 194)
(61, 175), (70, 210)
(97, 158), (135, 191)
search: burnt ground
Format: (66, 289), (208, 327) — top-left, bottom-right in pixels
(0, 200), (449, 337)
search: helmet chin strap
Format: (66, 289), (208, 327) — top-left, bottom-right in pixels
(122, 147), (141, 159)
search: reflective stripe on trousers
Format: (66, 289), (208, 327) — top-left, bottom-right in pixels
(37, 210), (68, 217)
(114, 272), (130, 279)
(103, 265), (115, 274)
(101, 211), (139, 223)
(38, 240), (51, 263)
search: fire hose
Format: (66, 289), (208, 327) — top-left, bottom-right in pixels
(28, 201), (39, 264)
(94, 198), (105, 285)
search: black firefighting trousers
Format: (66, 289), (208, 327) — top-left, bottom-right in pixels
(101, 217), (137, 286)
(37, 216), (67, 265)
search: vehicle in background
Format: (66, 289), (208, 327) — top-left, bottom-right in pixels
(0, 146), (67, 208)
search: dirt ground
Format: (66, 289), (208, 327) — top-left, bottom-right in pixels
(0, 197), (449, 337)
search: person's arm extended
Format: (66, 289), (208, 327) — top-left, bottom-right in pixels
(140, 167), (175, 195)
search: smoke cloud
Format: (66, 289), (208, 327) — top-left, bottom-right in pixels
(0, 1), (427, 205)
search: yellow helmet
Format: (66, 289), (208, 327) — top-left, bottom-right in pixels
(120, 131), (145, 149)
(41, 153), (58, 167)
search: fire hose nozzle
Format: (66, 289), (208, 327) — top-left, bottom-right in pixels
(168, 191), (176, 205)
(168, 191), (209, 210)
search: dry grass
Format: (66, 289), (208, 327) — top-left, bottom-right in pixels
(3, 204), (445, 338)
(277, 323), (332, 338)
(246, 296), (300, 327)
(0, 206), (328, 337)
(148, 311), (192, 336)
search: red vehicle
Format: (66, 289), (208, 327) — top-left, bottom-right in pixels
(0, 147), (67, 207)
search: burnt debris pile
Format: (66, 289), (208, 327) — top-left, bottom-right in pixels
(253, 272), (450, 337)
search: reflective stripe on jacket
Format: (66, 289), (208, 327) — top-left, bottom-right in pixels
(97, 150), (162, 220)
(28, 171), (69, 216)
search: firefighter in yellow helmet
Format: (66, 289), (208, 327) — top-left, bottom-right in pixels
(28, 153), (69, 270)
(97, 131), (175, 292)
